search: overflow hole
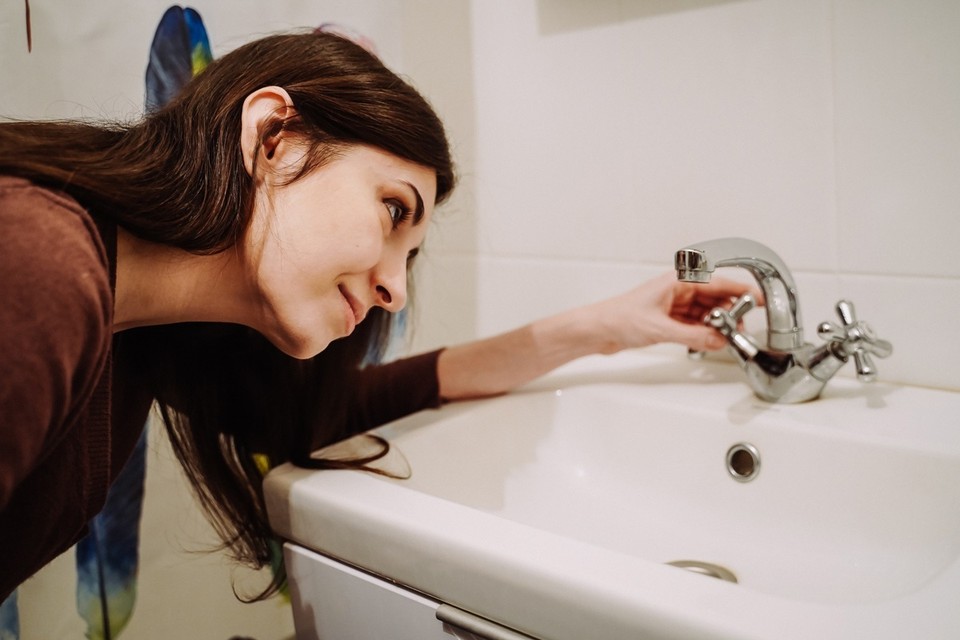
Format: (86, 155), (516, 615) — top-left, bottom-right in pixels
(726, 443), (760, 482)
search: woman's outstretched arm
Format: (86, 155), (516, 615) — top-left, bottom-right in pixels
(436, 273), (758, 401)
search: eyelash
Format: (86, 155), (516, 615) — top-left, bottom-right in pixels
(385, 199), (413, 229)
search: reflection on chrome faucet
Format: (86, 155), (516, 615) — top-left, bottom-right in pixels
(675, 238), (892, 403)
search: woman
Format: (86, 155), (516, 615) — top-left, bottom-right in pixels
(0, 31), (750, 601)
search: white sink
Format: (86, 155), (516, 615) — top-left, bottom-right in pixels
(265, 350), (960, 639)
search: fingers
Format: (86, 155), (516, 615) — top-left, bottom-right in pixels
(673, 323), (726, 351)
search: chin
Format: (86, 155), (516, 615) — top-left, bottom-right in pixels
(283, 344), (329, 360)
(268, 327), (335, 360)
(259, 301), (343, 359)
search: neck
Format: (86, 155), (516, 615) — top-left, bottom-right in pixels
(113, 227), (256, 332)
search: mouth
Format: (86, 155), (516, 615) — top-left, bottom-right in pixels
(338, 285), (367, 332)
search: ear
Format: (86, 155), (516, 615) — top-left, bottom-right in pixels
(240, 86), (296, 177)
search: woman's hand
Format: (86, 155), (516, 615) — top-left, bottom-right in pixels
(589, 272), (762, 354)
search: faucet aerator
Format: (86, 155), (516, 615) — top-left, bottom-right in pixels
(674, 248), (712, 283)
(676, 269), (711, 283)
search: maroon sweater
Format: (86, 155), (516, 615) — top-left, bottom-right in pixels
(0, 177), (442, 600)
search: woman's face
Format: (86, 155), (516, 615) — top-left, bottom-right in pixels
(245, 144), (437, 359)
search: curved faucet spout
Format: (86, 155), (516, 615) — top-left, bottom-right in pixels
(675, 237), (803, 351)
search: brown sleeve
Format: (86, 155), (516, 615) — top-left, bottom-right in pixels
(0, 179), (112, 512)
(342, 348), (446, 435)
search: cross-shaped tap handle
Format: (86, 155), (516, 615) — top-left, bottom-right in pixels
(704, 294), (756, 334)
(817, 300), (892, 381)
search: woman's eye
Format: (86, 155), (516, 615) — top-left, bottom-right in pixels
(385, 199), (412, 229)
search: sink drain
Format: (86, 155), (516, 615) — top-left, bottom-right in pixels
(726, 443), (760, 482)
(666, 560), (738, 584)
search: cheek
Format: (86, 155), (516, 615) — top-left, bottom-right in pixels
(333, 216), (386, 272)
(261, 183), (387, 279)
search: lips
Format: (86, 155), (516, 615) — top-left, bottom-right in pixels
(338, 285), (366, 333)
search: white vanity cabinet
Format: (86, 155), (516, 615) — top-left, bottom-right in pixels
(284, 543), (528, 640)
(284, 543), (453, 640)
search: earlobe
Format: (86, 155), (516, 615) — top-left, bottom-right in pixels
(240, 86), (296, 177)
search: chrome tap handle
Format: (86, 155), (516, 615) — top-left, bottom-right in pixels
(704, 294), (756, 331)
(688, 294), (756, 360)
(703, 294), (760, 363)
(816, 300), (892, 382)
(727, 294), (756, 323)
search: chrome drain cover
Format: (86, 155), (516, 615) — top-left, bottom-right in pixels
(726, 442), (761, 482)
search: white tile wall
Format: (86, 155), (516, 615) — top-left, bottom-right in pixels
(833, 0), (960, 277)
(412, 0), (960, 391)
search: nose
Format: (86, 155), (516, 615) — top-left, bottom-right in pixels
(372, 252), (408, 313)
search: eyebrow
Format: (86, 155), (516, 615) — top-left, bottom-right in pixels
(402, 181), (426, 226)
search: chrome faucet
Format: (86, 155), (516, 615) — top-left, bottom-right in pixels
(675, 238), (892, 403)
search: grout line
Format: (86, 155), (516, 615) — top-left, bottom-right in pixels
(426, 252), (960, 282)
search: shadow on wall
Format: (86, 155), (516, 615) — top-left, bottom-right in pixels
(536, 0), (752, 35)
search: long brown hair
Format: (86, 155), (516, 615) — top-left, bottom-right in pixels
(0, 31), (455, 598)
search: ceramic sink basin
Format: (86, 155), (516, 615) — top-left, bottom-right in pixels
(363, 382), (960, 605)
(265, 350), (960, 640)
